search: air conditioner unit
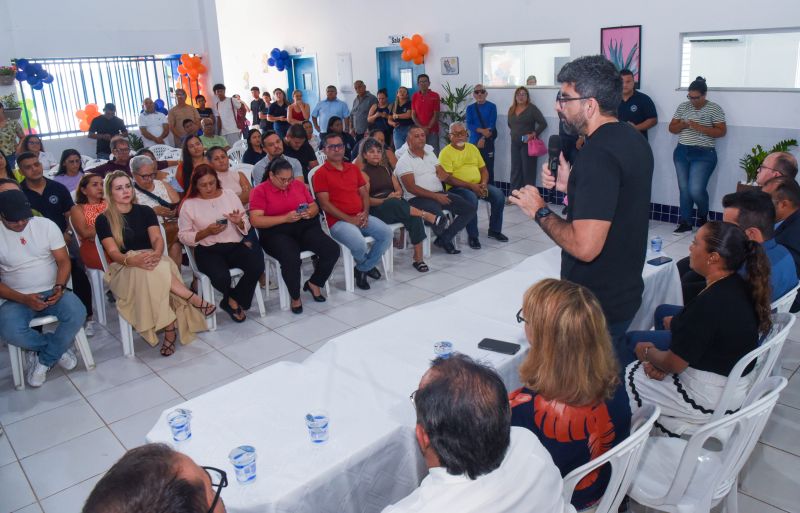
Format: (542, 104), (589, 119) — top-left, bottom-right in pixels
(688, 35), (744, 43)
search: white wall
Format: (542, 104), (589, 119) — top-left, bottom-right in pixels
(215, 0), (800, 211)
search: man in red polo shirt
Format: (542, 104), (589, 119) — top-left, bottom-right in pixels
(412, 74), (441, 154)
(313, 133), (393, 290)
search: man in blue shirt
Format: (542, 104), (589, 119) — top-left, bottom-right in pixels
(616, 69), (657, 141)
(312, 85), (350, 134)
(465, 84), (498, 183)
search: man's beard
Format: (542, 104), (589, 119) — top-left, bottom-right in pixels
(558, 112), (587, 136)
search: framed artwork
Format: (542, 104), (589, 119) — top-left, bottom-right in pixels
(601, 25), (641, 87)
(441, 57), (459, 75)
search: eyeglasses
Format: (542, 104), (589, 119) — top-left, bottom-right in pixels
(29, 140), (41, 145)
(409, 389), (418, 406)
(137, 172), (157, 179)
(556, 92), (592, 108)
(687, 94), (703, 100)
(758, 164), (779, 173)
(516, 308), (526, 324)
(474, 90), (487, 95)
(65, 158), (81, 164)
(325, 143), (345, 151)
(450, 131), (468, 137)
(112, 147), (130, 153)
(202, 466), (227, 513)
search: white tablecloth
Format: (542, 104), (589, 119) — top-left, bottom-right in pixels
(147, 245), (682, 513)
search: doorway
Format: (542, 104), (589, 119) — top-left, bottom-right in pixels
(376, 47), (426, 102)
(287, 56), (319, 113)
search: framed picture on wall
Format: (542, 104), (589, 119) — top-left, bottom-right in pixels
(601, 25), (641, 87)
(441, 57), (459, 75)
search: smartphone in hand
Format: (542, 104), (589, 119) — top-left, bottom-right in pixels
(296, 203), (309, 214)
(216, 218), (229, 225)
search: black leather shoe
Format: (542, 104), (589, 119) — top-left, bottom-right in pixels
(468, 237), (482, 249)
(291, 303), (303, 314)
(487, 230), (509, 242)
(303, 280), (326, 302)
(434, 237), (461, 255)
(367, 267), (381, 280)
(431, 215), (448, 236)
(354, 269), (370, 290)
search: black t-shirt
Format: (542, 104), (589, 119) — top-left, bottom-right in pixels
(242, 148), (265, 166)
(283, 139), (317, 177)
(22, 178), (74, 233)
(198, 107), (214, 120)
(617, 91), (658, 140)
(393, 101), (413, 126)
(250, 98), (266, 127)
(562, 122), (653, 323)
(268, 102), (290, 136)
(89, 115), (127, 154)
(670, 274), (759, 375)
(95, 204), (159, 252)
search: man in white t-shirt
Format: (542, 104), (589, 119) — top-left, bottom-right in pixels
(382, 354), (574, 513)
(213, 83), (244, 147)
(394, 126), (475, 254)
(0, 190), (86, 387)
(138, 98), (169, 147)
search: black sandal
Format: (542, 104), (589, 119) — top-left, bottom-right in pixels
(161, 326), (177, 357)
(220, 300), (246, 323)
(303, 280), (326, 302)
(184, 292), (216, 317)
(412, 260), (429, 273)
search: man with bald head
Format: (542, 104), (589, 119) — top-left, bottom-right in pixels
(756, 152), (798, 186)
(199, 117), (230, 151)
(138, 97), (169, 147)
(465, 83), (498, 182)
(351, 80), (377, 144)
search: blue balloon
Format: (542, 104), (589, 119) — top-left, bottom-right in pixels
(32, 81), (43, 90)
(276, 64), (285, 72)
(270, 48), (281, 59)
(30, 63), (43, 74)
(280, 50), (289, 60)
(26, 75), (37, 85)
(155, 99), (165, 108)
(267, 57), (276, 67)
(42, 74), (54, 84)
(15, 70), (27, 81)
(16, 59), (29, 69)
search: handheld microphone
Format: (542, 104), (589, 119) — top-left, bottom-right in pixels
(547, 135), (561, 183)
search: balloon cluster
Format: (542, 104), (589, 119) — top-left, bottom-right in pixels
(267, 48), (291, 72)
(400, 35), (429, 65)
(154, 99), (168, 114)
(14, 59), (54, 90)
(76, 104), (101, 132)
(177, 54), (207, 79)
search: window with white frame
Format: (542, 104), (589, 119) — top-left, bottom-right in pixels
(481, 41), (571, 87)
(680, 28), (800, 89)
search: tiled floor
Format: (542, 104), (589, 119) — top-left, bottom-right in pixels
(1, 208), (799, 513)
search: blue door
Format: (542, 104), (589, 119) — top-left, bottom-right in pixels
(287, 56), (319, 113)
(376, 47), (426, 103)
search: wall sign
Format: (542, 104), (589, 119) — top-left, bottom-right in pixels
(388, 34), (408, 45)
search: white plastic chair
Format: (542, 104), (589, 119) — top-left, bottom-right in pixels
(231, 163), (254, 186)
(629, 376), (787, 513)
(69, 217), (107, 325)
(182, 244), (267, 331)
(315, 150), (327, 164)
(163, 148), (183, 161)
(227, 140), (247, 164)
(84, 158), (108, 170)
(148, 144), (178, 161)
(264, 252), (331, 310)
(770, 282), (799, 313)
(561, 404), (660, 513)
(80, 155), (94, 167)
(308, 165), (390, 292)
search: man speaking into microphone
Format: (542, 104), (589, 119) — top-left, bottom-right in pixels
(509, 55), (653, 361)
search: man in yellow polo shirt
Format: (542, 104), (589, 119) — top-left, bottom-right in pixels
(439, 121), (508, 249)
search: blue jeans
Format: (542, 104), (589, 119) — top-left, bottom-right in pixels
(673, 144), (717, 223)
(622, 304), (683, 366)
(0, 290), (86, 367)
(448, 185), (505, 238)
(329, 216), (393, 272)
(393, 125), (411, 151)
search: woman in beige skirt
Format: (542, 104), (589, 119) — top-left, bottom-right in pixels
(96, 171), (214, 356)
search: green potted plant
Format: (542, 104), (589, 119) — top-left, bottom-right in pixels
(439, 83), (473, 143)
(0, 92), (22, 120)
(128, 133), (144, 152)
(737, 138), (798, 191)
(0, 65), (15, 86)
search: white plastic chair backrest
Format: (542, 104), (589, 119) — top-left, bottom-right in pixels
(95, 222), (168, 270)
(164, 148), (183, 161)
(771, 282), (799, 313)
(709, 312), (794, 423)
(315, 150), (326, 164)
(84, 158), (108, 170)
(182, 243), (201, 274)
(562, 404), (660, 513)
(232, 139), (247, 152)
(81, 155), (94, 167)
(306, 165), (322, 198)
(149, 144), (177, 161)
(227, 147), (245, 165)
(657, 376), (787, 508)
(232, 163), (254, 185)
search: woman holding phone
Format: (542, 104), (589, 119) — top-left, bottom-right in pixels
(249, 158), (339, 313)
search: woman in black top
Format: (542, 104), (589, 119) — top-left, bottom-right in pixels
(389, 86), (413, 150)
(367, 88), (393, 147)
(96, 171), (212, 356)
(267, 88), (290, 138)
(321, 116), (357, 161)
(242, 129), (264, 165)
(626, 221), (772, 436)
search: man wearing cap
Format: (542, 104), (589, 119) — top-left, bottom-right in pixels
(88, 103), (128, 159)
(465, 84), (498, 183)
(0, 190), (86, 387)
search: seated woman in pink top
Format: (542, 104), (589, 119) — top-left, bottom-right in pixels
(178, 165), (265, 323)
(249, 158), (339, 314)
(206, 145), (252, 206)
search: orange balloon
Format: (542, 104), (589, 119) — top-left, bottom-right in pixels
(401, 50), (411, 61)
(177, 64), (188, 74)
(399, 38), (411, 50)
(418, 43), (429, 55)
(181, 53), (190, 61)
(413, 55), (424, 65)
(412, 34), (423, 44)
(76, 110), (86, 119)
(79, 120), (90, 131)
(407, 47), (419, 59)
(86, 104), (99, 114)
(196, 64), (207, 74)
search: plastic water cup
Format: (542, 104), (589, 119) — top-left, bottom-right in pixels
(167, 409), (192, 442)
(306, 411), (330, 444)
(650, 236), (663, 253)
(434, 341), (453, 359)
(228, 445), (257, 483)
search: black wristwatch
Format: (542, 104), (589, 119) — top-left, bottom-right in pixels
(535, 206), (553, 224)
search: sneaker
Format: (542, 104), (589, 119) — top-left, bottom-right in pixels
(367, 267), (381, 280)
(487, 230), (509, 242)
(25, 350), (37, 370)
(431, 215), (449, 236)
(27, 359), (50, 387)
(673, 222), (692, 235)
(58, 348), (78, 371)
(84, 320), (96, 337)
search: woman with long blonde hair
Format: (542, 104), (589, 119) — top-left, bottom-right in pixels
(510, 278), (630, 511)
(507, 86), (547, 191)
(95, 171), (213, 356)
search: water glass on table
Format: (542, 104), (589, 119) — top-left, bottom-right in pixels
(228, 445), (257, 483)
(167, 409), (192, 442)
(305, 411), (330, 444)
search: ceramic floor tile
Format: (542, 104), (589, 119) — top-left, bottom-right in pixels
(198, 318), (269, 349)
(469, 248), (530, 267)
(136, 339), (215, 372)
(67, 355), (153, 396)
(0, 375), (83, 426)
(253, 307), (307, 330)
(306, 340), (328, 353)
(760, 403), (800, 456)
(441, 260), (502, 280)
(19, 427), (124, 499)
(504, 238), (555, 256)
(182, 371), (249, 400)
(4, 399), (104, 459)
(304, 289), (363, 313)
(156, 351), (244, 396)
(402, 272), (470, 296)
(86, 374), (180, 424)
(779, 339), (800, 372)
(735, 492), (790, 513)
(109, 398), (185, 449)
(274, 313), (350, 347)
(740, 443), (800, 513)
(778, 373), (800, 409)
(0, 462), (36, 512)
(0, 429), (17, 467)
(368, 281), (439, 309)
(249, 348), (313, 371)
(217, 331), (303, 369)
(323, 298), (396, 328)
(14, 503), (44, 513)
(39, 474), (102, 513)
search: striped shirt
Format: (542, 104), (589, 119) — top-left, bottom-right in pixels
(672, 100), (725, 148)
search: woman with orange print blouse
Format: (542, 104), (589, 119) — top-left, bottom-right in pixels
(509, 279), (631, 511)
